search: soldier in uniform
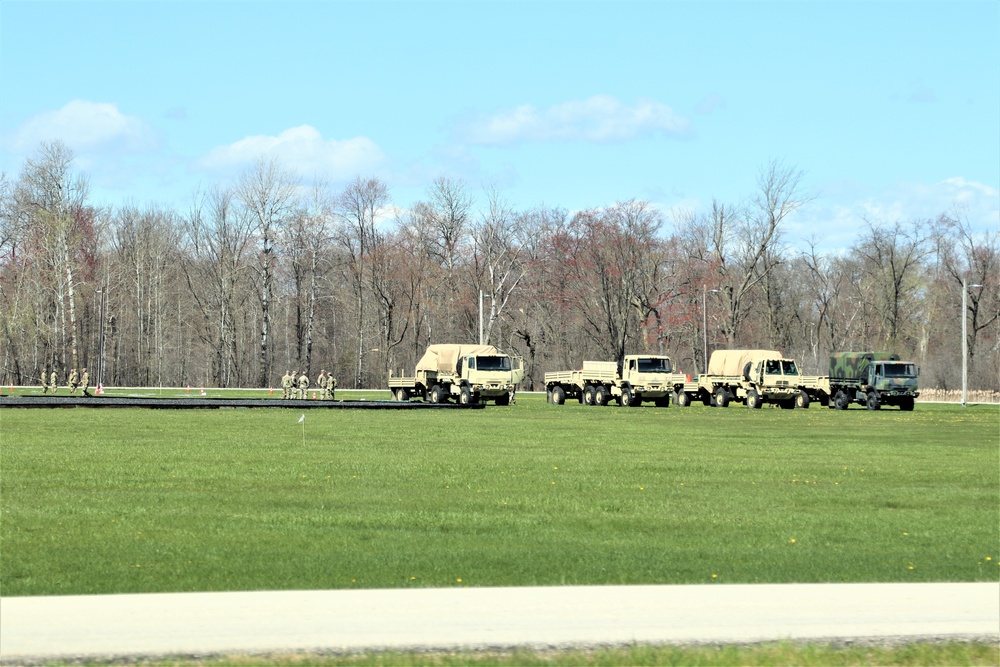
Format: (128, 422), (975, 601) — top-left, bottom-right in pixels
(68, 368), (79, 395)
(281, 370), (291, 399)
(41, 368), (50, 394)
(297, 370), (309, 399)
(327, 374), (337, 400)
(49, 368), (58, 395)
(317, 370), (327, 399)
(81, 368), (90, 396)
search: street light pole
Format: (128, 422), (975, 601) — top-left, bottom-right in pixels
(962, 278), (983, 407)
(703, 286), (720, 374)
(97, 287), (107, 389)
(479, 291), (493, 345)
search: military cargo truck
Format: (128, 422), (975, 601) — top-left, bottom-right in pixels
(388, 344), (524, 405)
(545, 355), (687, 407)
(675, 349), (812, 409)
(821, 352), (919, 411)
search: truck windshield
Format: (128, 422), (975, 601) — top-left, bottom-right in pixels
(637, 358), (671, 373)
(476, 356), (510, 371)
(882, 363), (916, 377)
(764, 360), (798, 376)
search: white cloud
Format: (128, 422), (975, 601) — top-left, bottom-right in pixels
(458, 95), (692, 146)
(195, 125), (386, 179)
(5, 100), (156, 154)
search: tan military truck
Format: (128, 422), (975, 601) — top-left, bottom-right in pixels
(676, 349), (813, 409)
(388, 344), (524, 406)
(544, 355), (687, 407)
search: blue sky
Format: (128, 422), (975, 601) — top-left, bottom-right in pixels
(1, 1), (997, 250)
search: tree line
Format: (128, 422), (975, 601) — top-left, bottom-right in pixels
(1, 141), (997, 392)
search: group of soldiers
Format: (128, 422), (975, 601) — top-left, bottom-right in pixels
(40, 367), (91, 396)
(280, 369), (336, 400)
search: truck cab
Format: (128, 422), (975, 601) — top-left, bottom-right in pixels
(458, 353), (525, 405)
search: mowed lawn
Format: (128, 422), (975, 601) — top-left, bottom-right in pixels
(1, 394), (997, 596)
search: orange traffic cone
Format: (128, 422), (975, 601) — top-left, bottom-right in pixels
(269, 386), (273, 395)
(186, 385), (191, 393)
(200, 387), (206, 396)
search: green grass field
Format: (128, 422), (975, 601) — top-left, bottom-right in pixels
(2, 392), (997, 596)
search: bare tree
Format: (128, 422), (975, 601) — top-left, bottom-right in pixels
(853, 218), (931, 347)
(237, 157), (297, 387)
(934, 211), (999, 383)
(13, 142), (92, 372)
(472, 186), (529, 345)
(336, 176), (389, 388)
(180, 186), (255, 386)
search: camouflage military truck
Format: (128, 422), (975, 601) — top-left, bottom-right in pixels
(675, 349), (814, 409)
(821, 351), (919, 411)
(544, 355), (688, 407)
(388, 344), (524, 406)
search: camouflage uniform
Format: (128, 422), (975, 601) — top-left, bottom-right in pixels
(49, 370), (58, 395)
(81, 369), (90, 396)
(297, 372), (309, 400)
(41, 370), (49, 394)
(281, 371), (292, 399)
(68, 368), (79, 395)
(317, 371), (327, 399)
(327, 374), (337, 400)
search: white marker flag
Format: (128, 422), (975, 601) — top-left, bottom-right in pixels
(298, 414), (305, 423)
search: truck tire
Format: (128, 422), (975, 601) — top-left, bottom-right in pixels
(834, 391), (849, 410)
(621, 386), (641, 407)
(866, 391), (880, 410)
(779, 398), (796, 409)
(395, 387), (410, 401)
(714, 387), (729, 408)
(675, 390), (691, 407)
(429, 384), (446, 404)
(795, 390), (810, 409)
(595, 385), (610, 406)
(552, 385), (566, 405)
(654, 395), (670, 408)
(546, 388), (553, 403)
(495, 392), (510, 406)
(459, 385), (473, 405)
(583, 385), (596, 406)
(899, 397), (915, 411)
(746, 389), (762, 409)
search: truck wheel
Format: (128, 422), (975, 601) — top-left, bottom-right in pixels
(899, 397), (915, 411)
(396, 388), (410, 401)
(714, 387), (729, 408)
(746, 389), (762, 409)
(546, 388), (553, 403)
(866, 391), (880, 410)
(429, 384), (446, 403)
(621, 386), (641, 407)
(779, 398), (796, 409)
(495, 392), (510, 406)
(675, 390), (691, 407)
(834, 391), (848, 410)
(795, 390), (810, 409)
(583, 385), (596, 406)
(459, 386), (472, 405)
(552, 386), (566, 405)
(595, 385), (610, 406)
(654, 396), (670, 408)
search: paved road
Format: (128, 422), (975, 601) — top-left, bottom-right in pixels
(1, 583), (997, 664)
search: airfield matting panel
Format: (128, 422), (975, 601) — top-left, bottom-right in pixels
(0, 396), (484, 410)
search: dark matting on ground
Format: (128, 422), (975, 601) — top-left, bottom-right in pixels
(0, 395), (483, 410)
